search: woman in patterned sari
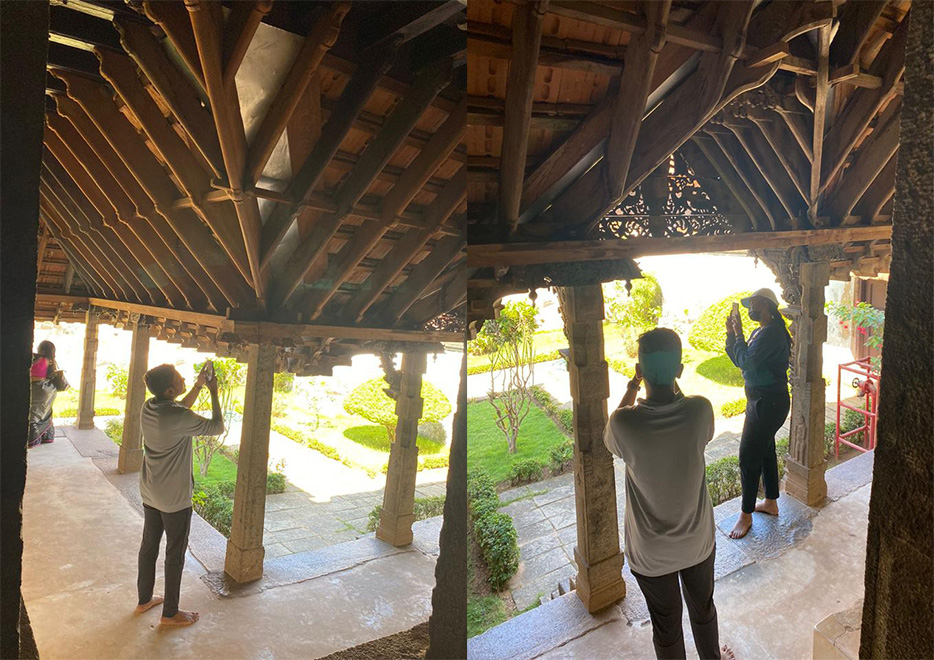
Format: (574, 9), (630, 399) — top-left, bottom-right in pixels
(29, 340), (62, 448)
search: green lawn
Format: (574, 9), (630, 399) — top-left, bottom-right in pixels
(342, 424), (444, 454)
(193, 452), (238, 488)
(467, 400), (568, 485)
(53, 389), (128, 416)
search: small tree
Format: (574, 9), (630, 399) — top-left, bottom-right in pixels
(300, 377), (329, 432)
(477, 301), (539, 454)
(106, 363), (129, 399)
(604, 274), (664, 358)
(344, 377), (452, 443)
(192, 358), (245, 478)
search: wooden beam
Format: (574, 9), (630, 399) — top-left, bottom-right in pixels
(259, 42), (398, 267)
(365, 1), (464, 47)
(142, 1), (205, 89)
(344, 169), (465, 322)
(820, 15), (908, 191)
(809, 23), (831, 223)
(244, 2), (349, 186)
(39, 202), (114, 298)
(830, 0), (887, 68)
(401, 269), (466, 327)
(498, 0), (547, 233)
(55, 70), (252, 307)
(604, 1), (671, 202)
(704, 130), (781, 231)
(222, 1), (273, 88)
(468, 225), (894, 268)
(276, 59), (454, 313)
(115, 18), (224, 178)
(746, 108), (811, 202)
(679, 140), (757, 232)
(744, 1), (835, 49)
(853, 154), (897, 222)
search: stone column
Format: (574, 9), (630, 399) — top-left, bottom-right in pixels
(785, 261), (830, 506)
(558, 285), (626, 613)
(75, 308), (100, 430)
(118, 317), (150, 473)
(225, 343), (276, 583)
(377, 351), (427, 547)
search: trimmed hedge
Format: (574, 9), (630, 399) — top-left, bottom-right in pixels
(266, 471), (287, 494)
(366, 494), (446, 532)
(507, 459), (544, 486)
(467, 350), (562, 376)
(688, 291), (756, 353)
(468, 470), (519, 591)
(607, 358), (635, 378)
(549, 441), (573, 472)
(721, 398), (746, 418)
(194, 476), (288, 537)
(55, 406), (122, 418)
(344, 377), (451, 440)
(272, 423), (378, 478)
(529, 385), (574, 436)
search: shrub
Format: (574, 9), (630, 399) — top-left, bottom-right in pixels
(104, 418), (123, 445)
(842, 408), (866, 445)
(418, 420), (447, 444)
(529, 385), (574, 436)
(721, 398), (747, 418)
(420, 455), (450, 470)
(824, 422), (837, 458)
(705, 456), (743, 506)
(466, 350), (561, 376)
(688, 292), (756, 353)
(603, 274), (664, 332)
(776, 437), (790, 481)
(366, 495), (447, 532)
(549, 440), (573, 472)
(271, 395), (288, 419)
(468, 470), (519, 591)
(266, 471), (287, 494)
(272, 423), (378, 478)
(508, 459), (544, 485)
(193, 484), (233, 538)
(273, 371), (295, 394)
(344, 378), (452, 443)
(106, 363), (129, 399)
(219, 445), (239, 464)
(607, 358), (635, 378)
(697, 354), (745, 387)
(55, 406), (122, 418)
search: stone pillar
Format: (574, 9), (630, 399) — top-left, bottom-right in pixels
(75, 308), (100, 430)
(118, 317), (150, 473)
(225, 343), (276, 583)
(784, 261), (830, 507)
(377, 351), (427, 547)
(558, 285), (626, 613)
(860, 4), (934, 657)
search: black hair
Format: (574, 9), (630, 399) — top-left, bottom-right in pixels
(144, 364), (177, 398)
(37, 340), (55, 359)
(637, 327), (682, 357)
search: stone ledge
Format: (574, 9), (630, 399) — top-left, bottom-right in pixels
(813, 599), (862, 659)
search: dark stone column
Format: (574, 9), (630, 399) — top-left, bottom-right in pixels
(426, 350), (467, 659)
(0, 2), (49, 657)
(859, 5), (934, 659)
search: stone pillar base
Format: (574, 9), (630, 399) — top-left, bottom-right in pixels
(117, 447), (143, 474)
(377, 442), (419, 547)
(785, 457), (827, 507)
(574, 546), (626, 613)
(225, 542), (265, 584)
(376, 512), (417, 547)
(75, 418), (95, 430)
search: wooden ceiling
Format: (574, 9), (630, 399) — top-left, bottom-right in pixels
(38, 0), (467, 369)
(466, 0), (907, 281)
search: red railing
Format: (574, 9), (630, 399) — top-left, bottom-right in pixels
(835, 357), (880, 458)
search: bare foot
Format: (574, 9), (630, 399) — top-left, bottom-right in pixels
(754, 499), (779, 516)
(160, 610), (199, 627)
(728, 512), (753, 539)
(721, 644), (736, 660)
(134, 596), (164, 614)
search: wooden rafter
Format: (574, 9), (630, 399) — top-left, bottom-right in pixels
(853, 155), (897, 223)
(830, 0), (888, 68)
(679, 140), (755, 232)
(746, 108), (810, 202)
(705, 129), (782, 231)
(223, 1), (274, 88)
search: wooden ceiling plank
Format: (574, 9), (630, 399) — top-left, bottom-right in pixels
(116, 18), (224, 178)
(56, 70), (249, 308)
(96, 49), (255, 288)
(259, 42), (398, 268)
(222, 0), (274, 88)
(498, 0), (547, 233)
(54, 92), (220, 310)
(245, 2), (349, 186)
(605, 0), (672, 204)
(401, 268), (466, 327)
(142, 1), (205, 90)
(830, 0), (888, 68)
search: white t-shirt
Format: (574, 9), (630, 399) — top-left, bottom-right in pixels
(140, 398), (224, 513)
(604, 393), (716, 577)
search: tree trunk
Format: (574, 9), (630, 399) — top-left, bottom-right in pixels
(507, 430), (517, 454)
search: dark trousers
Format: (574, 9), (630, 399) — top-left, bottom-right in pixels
(138, 504), (192, 618)
(632, 547), (720, 660)
(739, 388), (790, 514)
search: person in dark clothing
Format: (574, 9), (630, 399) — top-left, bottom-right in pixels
(724, 288), (792, 540)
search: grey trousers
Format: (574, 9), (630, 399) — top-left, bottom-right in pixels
(138, 504), (192, 618)
(631, 547), (720, 660)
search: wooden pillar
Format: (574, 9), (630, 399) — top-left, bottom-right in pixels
(75, 308), (100, 430)
(225, 343), (276, 583)
(118, 317), (150, 473)
(558, 284), (626, 613)
(377, 351), (427, 547)
(785, 261), (830, 506)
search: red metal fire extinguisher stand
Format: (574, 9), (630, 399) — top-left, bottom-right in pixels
(835, 357), (881, 458)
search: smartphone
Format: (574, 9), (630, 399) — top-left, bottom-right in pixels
(731, 302), (740, 320)
(203, 361), (214, 382)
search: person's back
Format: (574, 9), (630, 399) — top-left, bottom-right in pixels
(607, 394), (715, 577)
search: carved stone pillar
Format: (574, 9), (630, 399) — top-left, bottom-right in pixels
(785, 261), (830, 506)
(377, 351), (427, 547)
(558, 284), (626, 613)
(225, 343), (276, 583)
(118, 317), (150, 473)
(75, 308), (99, 430)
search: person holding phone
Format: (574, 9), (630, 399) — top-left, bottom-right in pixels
(135, 361), (223, 626)
(604, 328), (733, 660)
(725, 288), (792, 540)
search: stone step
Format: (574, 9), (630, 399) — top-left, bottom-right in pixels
(540, 576), (577, 606)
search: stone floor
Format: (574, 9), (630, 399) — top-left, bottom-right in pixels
(22, 432), (442, 659)
(469, 451), (875, 660)
(62, 422), (447, 558)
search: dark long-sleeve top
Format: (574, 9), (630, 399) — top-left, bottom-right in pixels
(725, 317), (791, 392)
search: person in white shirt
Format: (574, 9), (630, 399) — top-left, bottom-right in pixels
(604, 328), (732, 660)
(134, 362), (223, 627)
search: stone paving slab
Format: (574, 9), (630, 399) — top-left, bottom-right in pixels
(716, 495), (818, 561)
(825, 449), (874, 501)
